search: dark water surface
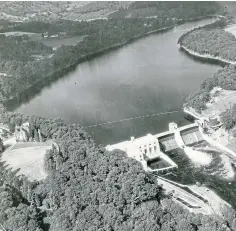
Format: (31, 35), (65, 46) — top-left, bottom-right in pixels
(8, 18), (236, 210)
(11, 18), (220, 145)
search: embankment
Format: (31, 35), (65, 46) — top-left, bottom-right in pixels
(3, 25), (175, 108)
(180, 45), (236, 66)
(4, 15), (219, 107)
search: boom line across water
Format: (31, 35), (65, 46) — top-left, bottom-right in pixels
(83, 110), (179, 128)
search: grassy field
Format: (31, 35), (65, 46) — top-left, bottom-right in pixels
(41, 35), (86, 49)
(1, 142), (52, 181)
(1, 31), (85, 49)
(0, 31), (36, 36)
(202, 89), (236, 118)
(225, 24), (236, 37)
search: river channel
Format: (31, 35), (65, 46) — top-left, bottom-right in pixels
(7, 17), (236, 210)
(10, 18), (220, 145)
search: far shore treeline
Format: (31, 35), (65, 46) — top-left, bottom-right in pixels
(0, 2), (222, 103)
(179, 16), (236, 138)
(2, 2), (236, 230)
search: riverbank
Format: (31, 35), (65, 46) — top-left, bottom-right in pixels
(3, 24), (175, 107)
(180, 45), (236, 65)
(7, 17), (219, 145)
(184, 105), (236, 160)
(3, 16), (218, 107)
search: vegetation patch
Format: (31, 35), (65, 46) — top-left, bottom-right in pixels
(0, 2), (223, 103)
(1, 142), (52, 181)
(0, 108), (235, 230)
(185, 65), (236, 112)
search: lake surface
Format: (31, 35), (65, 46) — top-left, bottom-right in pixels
(11, 18), (220, 145)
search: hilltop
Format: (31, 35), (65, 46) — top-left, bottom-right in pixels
(0, 1), (131, 22)
(0, 1), (225, 22)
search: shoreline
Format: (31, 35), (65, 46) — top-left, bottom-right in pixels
(184, 106), (236, 159)
(3, 15), (218, 107)
(3, 25), (175, 107)
(179, 45), (236, 65)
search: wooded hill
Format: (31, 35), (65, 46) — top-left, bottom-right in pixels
(185, 65), (236, 112)
(0, 1), (223, 103)
(0, 108), (235, 230)
(179, 25), (236, 61)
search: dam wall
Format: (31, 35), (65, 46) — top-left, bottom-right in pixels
(174, 130), (185, 149)
(156, 122), (200, 151)
(184, 107), (236, 158)
(158, 134), (178, 152)
(181, 127), (204, 146)
(106, 122), (205, 173)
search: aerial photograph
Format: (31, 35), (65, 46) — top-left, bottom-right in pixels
(2, 0), (236, 230)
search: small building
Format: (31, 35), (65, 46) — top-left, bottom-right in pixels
(207, 116), (222, 130)
(15, 122), (30, 142)
(106, 133), (177, 173)
(169, 122), (178, 131)
(209, 117), (220, 127)
(198, 116), (221, 131)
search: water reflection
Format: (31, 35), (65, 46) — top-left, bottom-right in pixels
(7, 18), (220, 145)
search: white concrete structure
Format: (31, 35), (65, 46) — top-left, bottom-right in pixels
(106, 134), (163, 171)
(15, 122), (30, 142)
(158, 176), (232, 217)
(169, 122), (186, 149)
(106, 122), (205, 172)
(184, 107), (236, 159)
(107, 134), (160, 162)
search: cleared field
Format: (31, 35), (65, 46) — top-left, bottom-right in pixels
(26, 34), (86, 49)
(0, 31), (36, 36)
(0, 31), (85, 49)
(225, 24), (236, 37)
(41, 35), (86, 49)
(1, 142), (52, 181)
(202, 89), (236, 118)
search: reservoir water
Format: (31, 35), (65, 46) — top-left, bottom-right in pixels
(10, 18), (220, 145)
(7, 18), (236, 210)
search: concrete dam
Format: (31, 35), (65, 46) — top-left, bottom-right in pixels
(180, 127), (203, 147)
(106, 122), (204, 173)
(106, 120), (236, 214)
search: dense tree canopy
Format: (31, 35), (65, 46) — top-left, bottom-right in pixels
(110, 1), (222, 20)
(0, 17), (175, 102)
(0, 3), (234, 229)
(0, 1), (223, 103)
(181, 28), (236, 60)
(177, 17), (236, 63)
(185, 65), (236, 112)
(181, 19), (236, 132)
(0, 110), (235, 230)
(221, 104), (236, 131)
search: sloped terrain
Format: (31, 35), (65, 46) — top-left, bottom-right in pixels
(1, 142), (52, 181)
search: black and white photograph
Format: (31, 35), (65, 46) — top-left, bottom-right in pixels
(1, 1), (236, 230)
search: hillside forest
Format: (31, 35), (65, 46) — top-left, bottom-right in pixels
(0, 1), (223, 22)
(181, 20), (236, 136)
(0, 1), (222, 102)
(0, 108), (236, 231)
(1, 2), (235, 230)
(179, 22), (236, 61)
